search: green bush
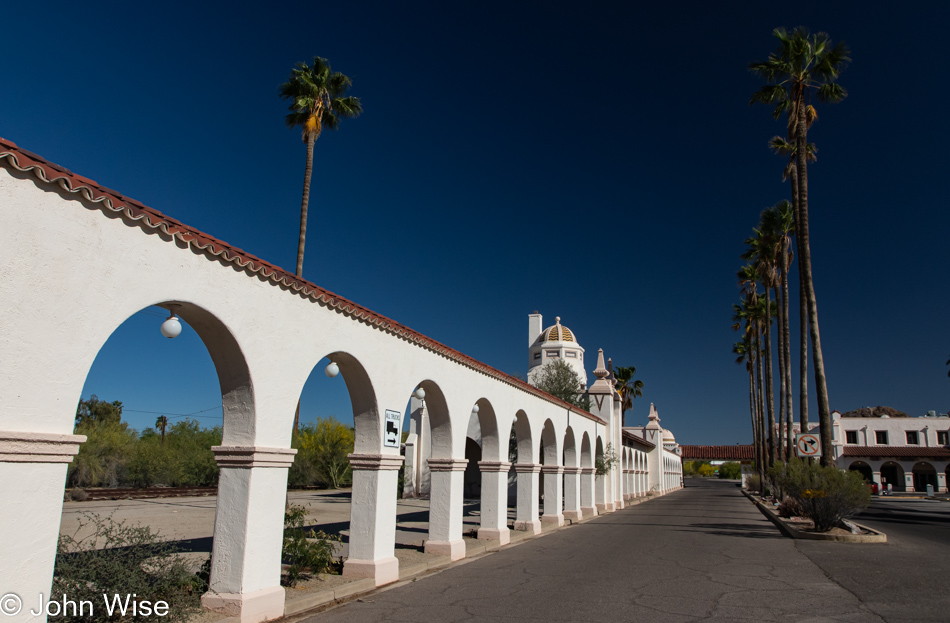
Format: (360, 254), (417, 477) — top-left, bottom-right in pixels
(717, 462), (742, 479)
(697, 463), (716, 477)
(769, 459), (871, 532)
(281, 504), (341, 587)
(745, 473), (762, 493)
(290, 418), (355, 488)
(68, 422), (137, 487)
(53, 513), (201, 622)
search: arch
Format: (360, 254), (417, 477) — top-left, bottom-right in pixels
(413, 380), (452, 459)
(540, 419), (560, 465)
(881, 461), (905, 492)
(847, 461), (873, 482)
(513, 410), (534, 464)
(912, 462), (937, 492)
(563, 427), (577, 468)
(82, 301), (254, 445)
(312, 351), (378, 454)
(474, 398), (502, 461)
(580, 432), (592, 468)
(595, 436), (605, 462)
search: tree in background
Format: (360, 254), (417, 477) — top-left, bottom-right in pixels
(279, 56), (362, 279)
(614, 366), (644, 426)
(751, 27), (850, 465)
(75, 395), (123, 428)
(155, 415), (168, 445)
(533, 359), (589, 409)
(290, 417), (355, 489)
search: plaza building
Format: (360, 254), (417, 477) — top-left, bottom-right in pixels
(828, 410), (950, 493)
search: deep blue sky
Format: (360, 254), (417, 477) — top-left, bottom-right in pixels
(4, 2), (948, 444)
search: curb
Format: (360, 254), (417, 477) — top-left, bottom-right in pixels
(742, 489), (886, 543)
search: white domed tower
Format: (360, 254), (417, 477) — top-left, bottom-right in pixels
(527, 313), (587, 389)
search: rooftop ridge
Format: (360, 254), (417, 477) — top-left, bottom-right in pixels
(0, 137), (604, 425)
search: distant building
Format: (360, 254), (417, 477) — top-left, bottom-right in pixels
(827, 410), (949, 492)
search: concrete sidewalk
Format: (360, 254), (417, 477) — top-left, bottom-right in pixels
(298, 479), (889, 623)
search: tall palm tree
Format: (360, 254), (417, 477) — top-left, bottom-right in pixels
(742, 232), (778, 466)
(751, 27), (849, 465)
(614, 366), (644, 427)
(155, 415), (168, 445)
(769, 137), (814, 442)
(766, 201), (797, 457)
(736, 267), (768, 476)
(279, 56), (363, 278)
(732, 329), (760, 477)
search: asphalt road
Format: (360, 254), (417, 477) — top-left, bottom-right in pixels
(793, 496), (950, 623)
(299, 479), (898, 623)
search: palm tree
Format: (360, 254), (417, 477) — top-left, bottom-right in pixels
(769, 137), (814, 443)
(732, 334), (759, 476)
(742, 231), (779, 466)
(279, 56), (363, 278)
(155, 415), (168, 445)
(614, 366), (644, 426)
(735, 267), (768, 476)
(765, 201), (796, 458)
(751, 27), (849, 465)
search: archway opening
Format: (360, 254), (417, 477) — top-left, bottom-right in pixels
(848, 461), (873, 482)
(912, 462), (937, 492)
(881, 462), (905, 492)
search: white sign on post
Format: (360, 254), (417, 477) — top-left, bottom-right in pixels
(384, 410), (401, 448)
(795, 433), (821, 458)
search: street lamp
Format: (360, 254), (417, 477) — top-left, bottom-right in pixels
(325, 361), (340, 378)
(160, 305), (182, 339)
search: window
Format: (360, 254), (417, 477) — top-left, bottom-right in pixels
(545, 351), (559, 358)
(905, 431), (919, 445)
(938, 431), (949, 445)
(875, 431), (888, 445)
(846, 431), (858, 444)
(565, 351), (577, 358)
(533, 353), (541, 360)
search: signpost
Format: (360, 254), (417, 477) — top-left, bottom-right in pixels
(384, 409), (400, 448)
(795, 433), (821, 458)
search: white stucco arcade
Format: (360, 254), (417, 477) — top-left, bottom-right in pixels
(0, 139), (682, 623)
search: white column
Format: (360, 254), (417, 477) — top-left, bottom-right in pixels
(477, 461), (511, 544)
(513, 463), (541, 534)
(937, 470), (947, 493)
(595, 471), (609, 512)
(343, 453), (403, 586)
(580, 467), (597, 516)
(563, 466), (582, 521)
(203, 446), (296, 623)
(0, 432), (84, 623)
(540, 465), (564, 526)
(624, 469), (632, 500)
(425, 457), (467, 560)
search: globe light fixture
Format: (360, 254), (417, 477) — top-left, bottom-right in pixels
(160, 306), (182, 339)
(413, 387), (426, 400)
(472, 404), (480, 414)
(325, 361), (340, 378)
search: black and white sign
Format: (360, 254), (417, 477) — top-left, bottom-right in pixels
(795, 433), (821, 458)
(384, 409), (401, 448)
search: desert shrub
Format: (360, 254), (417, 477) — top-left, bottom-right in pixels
(53, 513), (200, 622)
(718, 462), (742, 479)
(595, 443), (619, 475)
(282, 504), (341, 587)
(769, 458), (871, 531)
(697, 463), (716, 477)
(776, 495), (805, 518)
(292, 418), (355, 488)
(68, 422), (137, 487)
(69, 487), (89, 502)
(745, 473), (762, 492)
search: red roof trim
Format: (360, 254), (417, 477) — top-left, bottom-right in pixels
(0, 137), (605, 425)
(680, 445), (755, 460)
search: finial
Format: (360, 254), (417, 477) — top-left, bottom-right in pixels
(593, 348), (608, 379)
(648, 403), (660, 421)
(555, 316), (561, 324)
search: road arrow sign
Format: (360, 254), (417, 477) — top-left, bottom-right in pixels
(795, 433), (821, 458)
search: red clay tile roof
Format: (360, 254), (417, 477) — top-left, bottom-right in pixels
(841, 446), (950, 459)
(0, 137), (606, 425)
(680, 445), (754, 460)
